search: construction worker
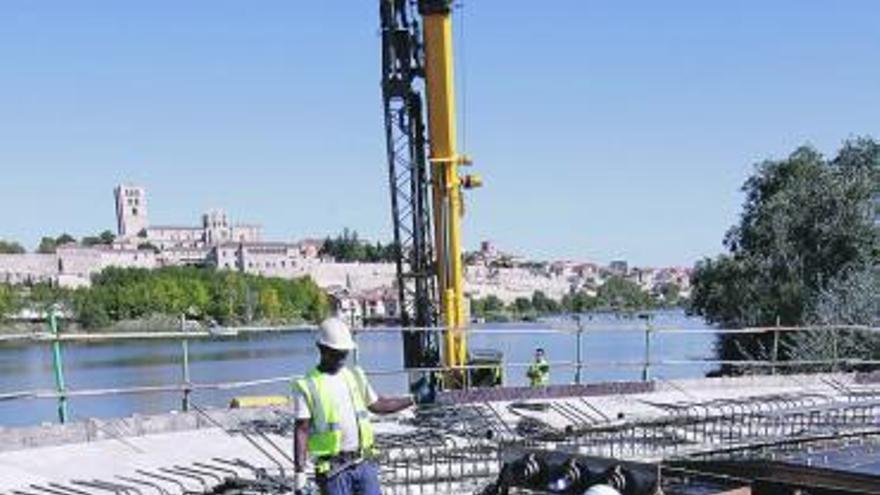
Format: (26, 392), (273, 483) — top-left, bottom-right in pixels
(526, 347), (550, 387)
(293, 318), (427, 495)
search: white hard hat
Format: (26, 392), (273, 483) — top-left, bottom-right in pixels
(582, 485), (622, 495)
(317, 318), (357, 351)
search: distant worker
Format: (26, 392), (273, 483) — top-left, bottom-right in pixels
(293, 318), (430, 495)
(526, 348), (550, 387)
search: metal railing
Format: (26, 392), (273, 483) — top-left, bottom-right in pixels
(2, 314), (880, 424)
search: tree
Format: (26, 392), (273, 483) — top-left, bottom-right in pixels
(784, 264), (880, 370)
(563, 290), (599, 313)
(531, 291), (560, 314)
(469, 294), (508, 320)
(656, 283), (681, 307)
(82, 230), (115, 247)
(0, 240), (25, 254)
(483, 295), (504, 312)
(513, 297), (533, 314)
(57, 233), (76, 245)
(73, 290), (111, 329)
(597, 276), (652, 311)
(37, 233), (76, 254)
(70, 266), (329, 328)
(319, 228), (396, 262)
(37, 237), (57, 254)
(258, 286), (282, 321)
(0, 284), (20, 318)
(137, 242), (160, 253)
(690, 138), (880, 370)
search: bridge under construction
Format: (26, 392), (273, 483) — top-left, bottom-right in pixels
(3, 370), (880, 494)
(0, 1), (876, 494)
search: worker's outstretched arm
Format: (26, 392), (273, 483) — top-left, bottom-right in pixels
(368, 395), (414, 415)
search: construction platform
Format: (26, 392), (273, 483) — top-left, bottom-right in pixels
(2, 372), (880, 494)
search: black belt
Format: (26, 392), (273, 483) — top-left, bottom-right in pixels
(317, 451), (365, 479)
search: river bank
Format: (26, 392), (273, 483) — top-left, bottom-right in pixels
(0, 314), (317, 336)
(0, 311), (713, 426)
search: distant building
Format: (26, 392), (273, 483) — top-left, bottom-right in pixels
(627, 267), (656, 290)
(210, 242), (306, 278)
(295, 238), (325, 259)
(326, 286), (400, 326)
(115, 184), (262, 252)
(0, 244), (157, 288)
(114, 185), (148, 238)
(327, 286), (364, 327)
(146, 226), (204, 250)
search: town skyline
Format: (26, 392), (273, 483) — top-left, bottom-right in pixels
(0, 183), (694, 324)
(3, 182), (693, 269)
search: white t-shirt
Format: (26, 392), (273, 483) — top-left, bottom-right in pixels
(293, 368), (379, 453)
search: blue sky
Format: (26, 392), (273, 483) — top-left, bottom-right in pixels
(0, 1), (878, 266)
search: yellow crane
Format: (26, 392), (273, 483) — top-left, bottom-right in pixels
(422, 0), (479, 371)
(380, 0), (481, 386)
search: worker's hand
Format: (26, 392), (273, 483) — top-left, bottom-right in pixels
(294, 471), (308, 495)
(410, 375), (436, 405)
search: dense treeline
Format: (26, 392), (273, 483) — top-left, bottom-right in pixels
(0, 240), (25, 254)
(690, 138), (880, 372)
(0, 230), (117, 254)
(0, 267), (329, 329)
(37, 231), (115, 253)
(470, 276), (681, 321)
(319, 228), (397, 262)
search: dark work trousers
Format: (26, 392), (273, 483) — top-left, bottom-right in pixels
(319, 461), (382, 495)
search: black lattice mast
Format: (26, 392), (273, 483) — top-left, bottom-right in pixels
(380, 0), (440, 369)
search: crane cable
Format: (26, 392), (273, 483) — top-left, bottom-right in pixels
(455, 1), (469, 221)
(456, 1), (468, 155)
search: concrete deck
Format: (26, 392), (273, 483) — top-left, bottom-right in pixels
(0, 372), (875, 494)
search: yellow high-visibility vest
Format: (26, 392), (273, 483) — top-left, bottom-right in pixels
(527, 358), (550, 387)
(293, 367), (375, 473)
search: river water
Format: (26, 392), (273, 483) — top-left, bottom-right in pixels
(0, 310), (714, 427)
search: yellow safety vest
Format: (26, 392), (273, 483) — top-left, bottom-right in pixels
(293, 367), (375, 473)
(528, 358), (550, 387)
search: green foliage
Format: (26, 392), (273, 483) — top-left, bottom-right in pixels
(693, 139), (880, 328)
(783, 265), (880, 370)
(596, 276), (654, 311)
(690, 138), (880, 370)
(25, 283), (70, 313)
(82, 230), (115, 247)
(656, 283), (681, 306)
(469, 295), (506, 321)
(319, 228), (397, 262)
(513, 297), (533, 314)
(471, 282), (661, 322)
(0, 284), (20, 319)
(57, 233), (76, 245)
(37, 233), (77, 253)
(137, 242), (159, 253)
(37, 237), (57, 254)
(0, 240), (25, 254)
(72, 266), (328, 328)
(531, 291), (560, 313)
(72, 290), (110, 329)
(561, 291), (597, 313)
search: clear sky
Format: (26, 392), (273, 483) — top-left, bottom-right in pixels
(1, 1), (878, 266)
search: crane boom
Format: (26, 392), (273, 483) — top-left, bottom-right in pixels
(380, 0), (440, 371)
(420, 0), (469, 370)
(380, 0), (477, 384)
